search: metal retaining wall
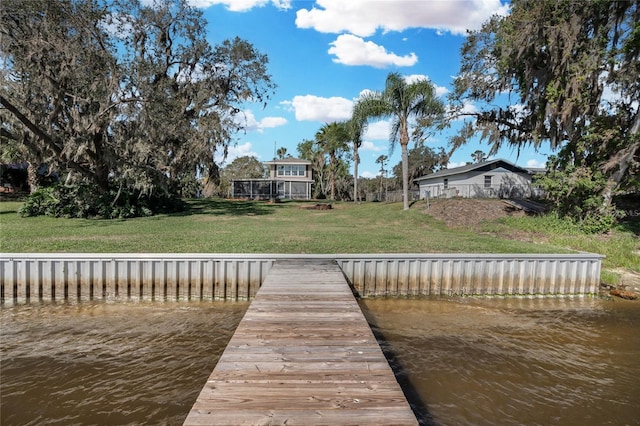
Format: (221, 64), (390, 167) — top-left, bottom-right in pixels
(336, 254), (603, 297)
(0, 253), (603, 304)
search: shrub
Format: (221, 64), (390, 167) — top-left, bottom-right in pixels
(19, 183), (184, 219)
(578, 205), (621, 234)
(536, 161), (622, 234)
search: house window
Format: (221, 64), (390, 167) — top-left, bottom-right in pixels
(443, 178), (448, 189)
(484, 175), (493, 188)
(277, 164), (306, 177)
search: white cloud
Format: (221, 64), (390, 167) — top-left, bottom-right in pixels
(598, 73), (637, 112)
(287, 95), (353, 122)
(526, 159), (546, 168)
(403, 74), (427, 85)
(363, 120), (390, 140)
(215, 142), (259, 165)
(460, 101), (478, 115)
(360, 170), (378, 179)
(296, 0), (510, 37)
(239, 110), (259, 130)
(403, 74), (449, 97)
(357, 89), (377, 98)
(187, 0), (290, 11)
(435, 85), (449, 97)
(447, 100), (478, 120)
(328, 34), (418, 68)
(446, 161), (467, 169)
(360, 140), (385, 152)
(237, 110), (287, 132)
(260, 116), (288, 128)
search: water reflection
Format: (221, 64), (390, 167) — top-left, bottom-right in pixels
(1, 301), (248, 426)
(360, 297), (640, 426)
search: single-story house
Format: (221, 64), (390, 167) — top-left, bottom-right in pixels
(232, 158), (313, 200)
(414, 159), (544, 199)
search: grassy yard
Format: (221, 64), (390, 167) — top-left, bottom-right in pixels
(0, 198), (637, 277)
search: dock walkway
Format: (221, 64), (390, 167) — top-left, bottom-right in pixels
(183, 259), (417, 425)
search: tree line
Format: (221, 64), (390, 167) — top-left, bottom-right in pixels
(2, 0), (637, 232)
(202, 142), (449, 202)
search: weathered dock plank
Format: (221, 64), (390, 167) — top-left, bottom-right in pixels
(183, 259), (417, 425)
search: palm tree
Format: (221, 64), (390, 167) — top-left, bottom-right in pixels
(375, 154), (388, 200)
(297, 139), (326, 198)
(315, 122), (350, 201)
(356, 72), (444, 210)
(347, 114), (366, 202)
(471, 150), (487, 163)
(276, 147), (287, 159)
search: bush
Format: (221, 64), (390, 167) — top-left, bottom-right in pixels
(577, 205), (621, 234)
(19, 183), (185, 219)
(536, 162), (622, 234)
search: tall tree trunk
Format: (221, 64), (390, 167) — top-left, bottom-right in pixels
(602, 112), (640, 208)
(353, 148), (359, 202)
(330, 151), (336, 201)
(26, 162), (39, 194)
(401, 142), (409, 210)
(92, 131), (111, 193)
(601, 147), (637, 208)
(400, 120), (410, 210)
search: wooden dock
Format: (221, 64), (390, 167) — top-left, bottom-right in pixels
(183, 259), (417, 425)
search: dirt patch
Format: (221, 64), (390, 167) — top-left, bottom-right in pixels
(610, 288), (638, 300)
(607, 268), (640, 297)
(423, 198), (526, 228)
(300, 203), (333, 210)
(421, 198), (548, 245)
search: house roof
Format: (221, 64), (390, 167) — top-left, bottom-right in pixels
(264, 157), (311, 165)
(526, 167), (546, 175)
(413, 158), (532, 182)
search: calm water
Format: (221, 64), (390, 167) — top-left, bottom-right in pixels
(1, 297), (639, 425)
(360, 297), (640, 426)
(0, 301), (249, 425)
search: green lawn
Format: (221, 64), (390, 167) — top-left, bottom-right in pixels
(0, 199), (637, 276)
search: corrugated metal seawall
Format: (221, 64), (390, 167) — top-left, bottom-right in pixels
(336, 254), (603, 297)
(0, 253), (603, 304)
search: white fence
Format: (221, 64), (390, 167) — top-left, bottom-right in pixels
(0, 253), (603, 304)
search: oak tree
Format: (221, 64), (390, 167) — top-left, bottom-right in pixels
(450, 0), (639, 230)
(1, 0), (274, 215)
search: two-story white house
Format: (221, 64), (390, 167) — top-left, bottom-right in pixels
(232, 158), (313, 200)
(414, 159), (543, 199)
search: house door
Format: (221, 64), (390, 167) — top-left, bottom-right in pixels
(277, 181), (286, 198)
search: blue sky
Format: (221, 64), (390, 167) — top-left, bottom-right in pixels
(190, 0), (550, 178)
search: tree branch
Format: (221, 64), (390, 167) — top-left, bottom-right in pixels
(1, 95), (58, 152)
(1, 95), (97, 181)
(456, 110), (534, 135)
